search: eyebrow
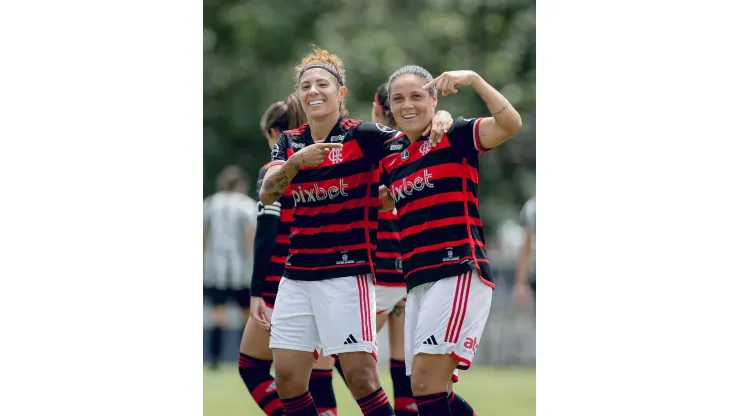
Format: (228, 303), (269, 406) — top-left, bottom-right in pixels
(300, 78), (331, 84)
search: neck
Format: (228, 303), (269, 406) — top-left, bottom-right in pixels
(405, 130), (424, 143)
(308, 112), (340, 142)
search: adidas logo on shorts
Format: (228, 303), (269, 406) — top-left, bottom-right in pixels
(343, 334), (358, 345)
(422, 335), (439, 346)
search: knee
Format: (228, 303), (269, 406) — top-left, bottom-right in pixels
(274, 366), (306, 396)
(344, 364), (380, 397)
(411, 366), (447, 396)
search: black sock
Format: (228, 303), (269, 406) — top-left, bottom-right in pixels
(390, 359), (416, 415)
(309, 369), (337, 415)
(357, 387), (394, 415)
(414, 392), (451, 416)
(209, 326), (223, 369)
(333, 359), (348, 387)
(282, 391), (318, 416)
(448, 392), (476, 416)
(238, 353), (283, 416)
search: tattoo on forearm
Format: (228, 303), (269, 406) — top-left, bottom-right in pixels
(492, 102), (509, 116)
(262, 161), (301, 203)
(391, 304), (405, 317)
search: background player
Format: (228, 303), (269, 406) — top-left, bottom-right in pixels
(239, 94), (340, 416)
(203, 165), (257, 371)
(380, 65), (522, 415)
(259, 47), (452, 416)
(514, 195), (536, 306)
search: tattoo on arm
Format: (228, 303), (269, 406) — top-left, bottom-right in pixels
(492, 102), (509, 116)
(262, 161), (301, 203)
(391, 304), (405, 317)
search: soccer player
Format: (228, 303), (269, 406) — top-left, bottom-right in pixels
(203, 165), (258, 370)
(259, 47), (452, 416)
(379, 66), (522, 415)
(514, 195), (536, 305)
(239, 94), (340, 416)
(372, 83), (417, 416)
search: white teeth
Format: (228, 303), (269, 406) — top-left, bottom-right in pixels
(402, 114), (417, 119)
(309, 100), (325, 106)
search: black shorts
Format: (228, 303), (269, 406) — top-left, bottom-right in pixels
(203, 287), (251, 309)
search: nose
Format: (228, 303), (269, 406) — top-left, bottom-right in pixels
(308, 84), (320, 96)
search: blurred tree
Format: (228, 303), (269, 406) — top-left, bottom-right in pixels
(204, 0), (535, 237)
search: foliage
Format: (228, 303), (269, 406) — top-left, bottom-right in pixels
(204, 0), (536, 236)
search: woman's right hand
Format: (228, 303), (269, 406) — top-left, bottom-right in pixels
(289, 143), (343, 167)
(249, 296), (271, 331)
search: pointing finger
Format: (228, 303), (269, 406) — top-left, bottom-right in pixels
(422, 75), (441, 90)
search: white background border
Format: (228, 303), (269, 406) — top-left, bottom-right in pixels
(1, 0), (740, 414)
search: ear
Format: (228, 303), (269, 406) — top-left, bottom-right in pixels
(431, 93), (438, 109)
(338, 86), (348, 103)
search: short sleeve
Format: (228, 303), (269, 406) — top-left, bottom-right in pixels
(270, 133), (289, 163)
(351, 122), (399, 163)
(446, 117), (490, 155)
(379, 163), (391, 188)
(255, 166), (267, 200)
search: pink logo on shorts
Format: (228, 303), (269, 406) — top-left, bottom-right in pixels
(463, 337), (479, 353)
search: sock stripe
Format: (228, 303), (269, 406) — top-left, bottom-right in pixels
(358, 388), (390, 414)
(238, 353), (272, 369)
(283, 392), (313, 412)
(414, 392), (448, 407)
(390, 359), (405, 368)
(360, 395), (386, 413)
(264, 398), (283, 415)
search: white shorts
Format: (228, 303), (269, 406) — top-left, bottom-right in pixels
(404, 270), (492, 376)
(269, 275), (378, 359)
(375, 285), (407, 315)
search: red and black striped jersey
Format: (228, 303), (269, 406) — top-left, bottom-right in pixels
(375, 208), (404, 286)
(379, 117), (495, 292)
(250, 163), (294, 308)
(269, 117), (398, 281)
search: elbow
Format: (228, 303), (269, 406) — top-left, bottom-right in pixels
(513, 113), (523, 131)
(259, 190), (272, 206)
(508, 112), (523, 134)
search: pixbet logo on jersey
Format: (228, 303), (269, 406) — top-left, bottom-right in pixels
(389, 169), (434, 202)
(292, 180), (349, 205)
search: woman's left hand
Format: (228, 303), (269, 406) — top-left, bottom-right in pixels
(423, 110), (454, 147)
(424, 70), (479, 96)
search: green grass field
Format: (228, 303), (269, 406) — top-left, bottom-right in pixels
(204, 365), (535, 415)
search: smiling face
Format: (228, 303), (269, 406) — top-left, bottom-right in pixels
(297, 68), (346, 120)
(388, 74), (437, 138)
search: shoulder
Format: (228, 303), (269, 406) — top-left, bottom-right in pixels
(448, 117), (481, 134)
(345, 119), (397, 136)
(283, 124), (309, 138)
(340, 118), (363, 131)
